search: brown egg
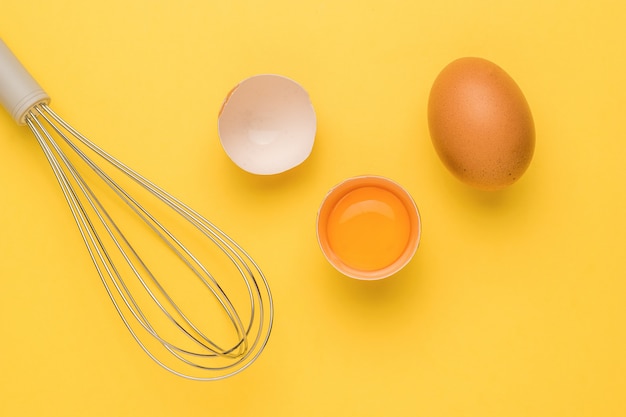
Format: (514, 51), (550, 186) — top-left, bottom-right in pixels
(428, 57), (535, 190)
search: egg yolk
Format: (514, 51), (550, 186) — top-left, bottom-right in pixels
(326, 186), (411, 271)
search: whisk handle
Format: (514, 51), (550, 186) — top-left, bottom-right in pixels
(0, 39), (50, 126)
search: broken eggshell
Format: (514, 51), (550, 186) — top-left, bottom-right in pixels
(218, 74), (317, 175)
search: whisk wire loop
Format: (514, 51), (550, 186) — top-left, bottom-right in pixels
(23, 103), (273, 381)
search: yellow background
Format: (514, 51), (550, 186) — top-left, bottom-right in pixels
(1, 0), (625, 416)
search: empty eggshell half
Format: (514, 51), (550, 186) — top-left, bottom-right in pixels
(218, 74), (317, 175)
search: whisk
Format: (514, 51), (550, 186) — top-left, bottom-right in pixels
(0, 39), (273, 381)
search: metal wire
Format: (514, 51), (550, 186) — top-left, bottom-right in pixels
(24, 103), (273, 381)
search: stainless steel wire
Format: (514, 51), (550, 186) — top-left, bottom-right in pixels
(24, 103), (273, 380)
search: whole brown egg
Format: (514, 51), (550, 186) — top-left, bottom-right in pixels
(427, 57), (535, 190)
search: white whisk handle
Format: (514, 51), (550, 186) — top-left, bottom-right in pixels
(0, 39), (50, 126)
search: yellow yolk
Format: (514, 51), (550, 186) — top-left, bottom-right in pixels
(326, 186), (411, 271)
